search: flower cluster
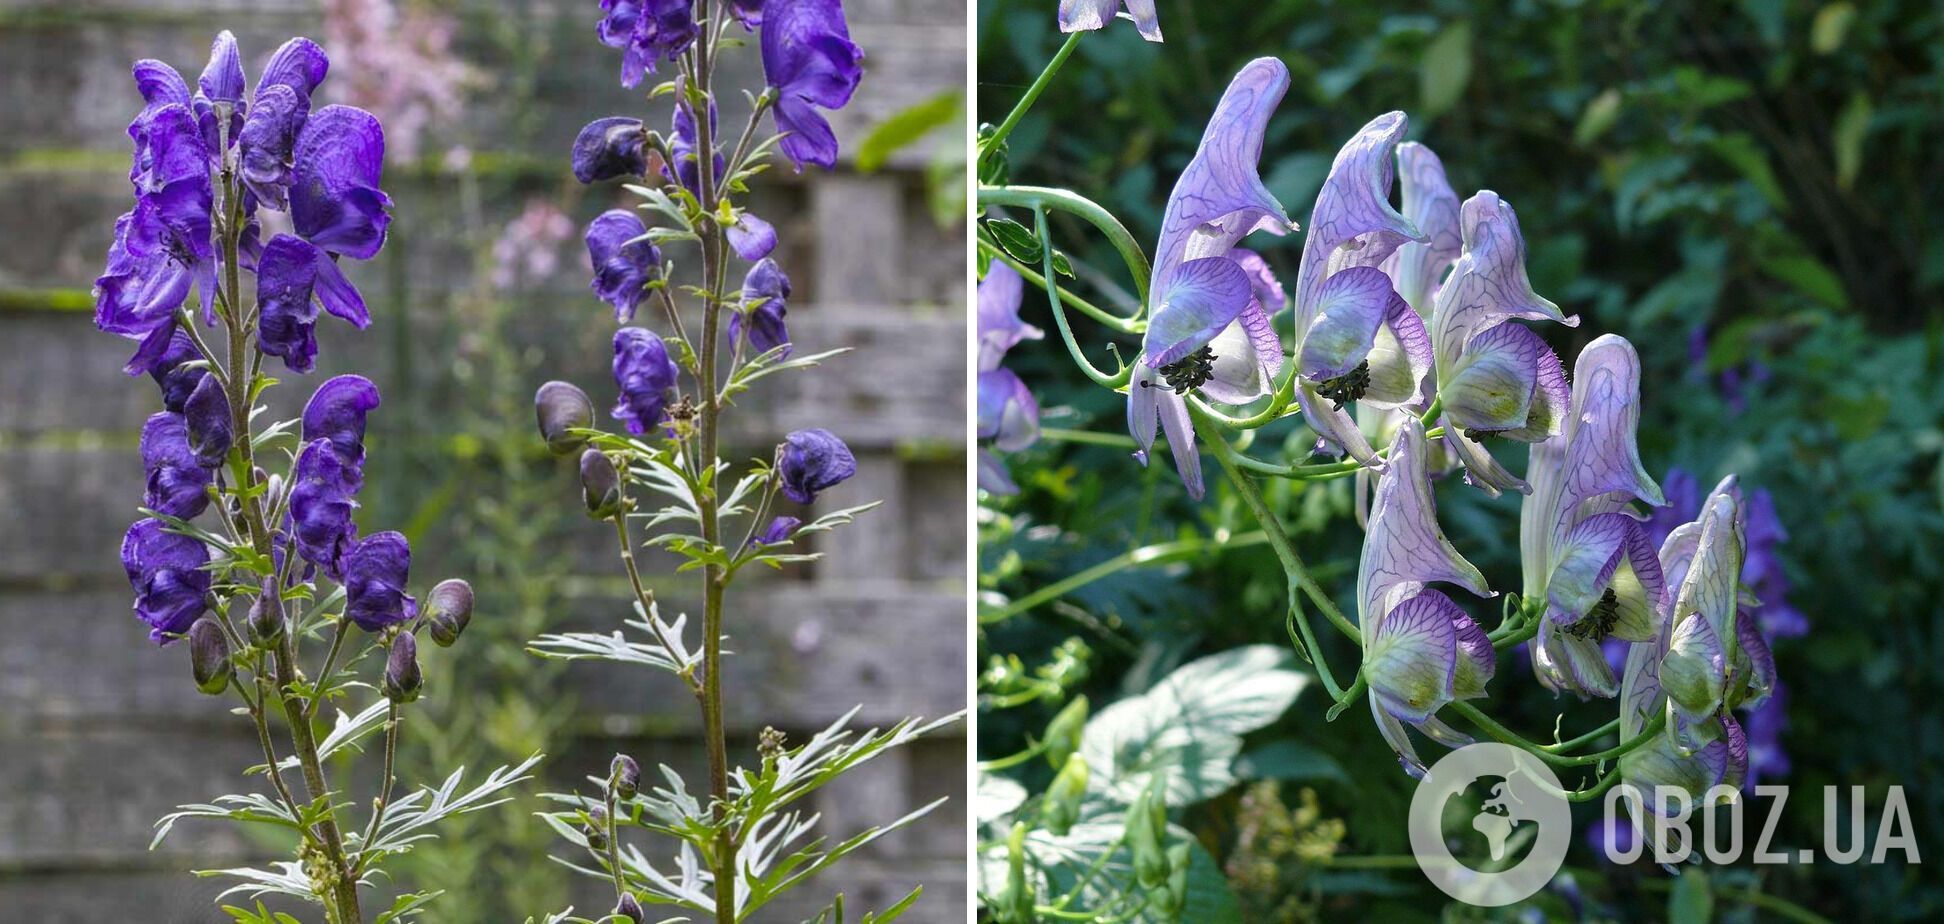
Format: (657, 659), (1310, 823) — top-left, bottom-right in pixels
(976, 263), (1043, 494)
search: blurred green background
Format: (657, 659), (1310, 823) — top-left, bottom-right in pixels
(976, 0), (1942, 920)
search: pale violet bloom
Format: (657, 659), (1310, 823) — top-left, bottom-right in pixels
(1127, 57), (1293, 500)
(977, 263), (1042, 494)
(1520, 335), (1667, 699)
(1359, 419), (1496, 777)
(1428, 191), (1577, 496)
(1058, 0), (1161, 42)
(1283, 113), (1435, 470)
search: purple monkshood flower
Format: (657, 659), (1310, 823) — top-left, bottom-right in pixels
(598, 0), (698, 89)
(667, 96), (726, 199)
(238, 84), (310, 209)
(733, 258), (791, 358)
(760, 0), (863, 171)
(149, 329), (209, 412)
(1128, 58), (1291, 500)
(141, 411), (213, 519)
(256, 234), (324, 372)
(612, 327), (680, 435)
(1647, 468), (1804, 642)
(343, 530), (418, 631)
(95, 107), (218, 375)
(587, 210), (663, 323)
(194, 31), (246, 148)
(302, 374), (383, 472)
(572, 116), (649, 184)
(290, 104), (392, 328)
(1520, 336), (1667, 699)
(290, 438), (362, 580)
(1358, 420), (1496, 777)
(727, 0), (765, 29)
(750, 515), (801, 548)
(976, 263), (1042, 495)
(727, 212), (777, 261)
(182, 374), (233, 469)
(1058, 0), (1162, 42)
(122, 518), (212, 643)
(778, 429), (855, 504)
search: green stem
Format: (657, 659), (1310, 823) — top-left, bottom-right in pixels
(1033, 208), (1130, 388)
(982, 32), (1081, 161)
(1037, 427), (1137, 449)
(1447, 701), (1665, 767)
(986, 185), (1151, 304)
(975, 740), (1048, 772)
(981, 532), (1269, 624)
(1545, 717), (1621, 753)
(977, 238), (1138, 333)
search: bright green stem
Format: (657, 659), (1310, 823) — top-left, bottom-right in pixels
(985, 185), (1151, 304)
(977, 238), (1138, 333)
(1038, 427), (1137, 449)
(981, 532), (1270, 625)
(982, 31), (1081, 162)
(1033, 208), (1131, 388)
(1448, 701), (1666, 767)
(1545, 717), (1621, 753)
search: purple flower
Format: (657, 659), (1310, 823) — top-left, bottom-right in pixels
(598, 0), (698, 88)
(149, 329), (209, 412)
(733, 258), (791, 358)
(344, 530), (417, 631)
(750, 515), (801, 547)
(290, 438), (362, 580)
(1128, 58), (1291, 500)
(290, 104), (391, 327)
(760, 0), (864, 171)
(586, 210), (663, 323)
(127, 59), (193, 188)
(238, 84), (310, 209)
(302, 374), (382, 471)
(256, 234), (323, 372)
(572, 116), (649, 184)
(667, 96), (725, 199)
(1058, 0), (1161, 42)
(612, 327), (680, 435)
(976, 264), (1043, 495)
(193, 30), (246, 149)
(121, 518), (211, 643)
(1358, 420), (1495, 776)
(256, 36), (331, 100)
(727, 211), (778, 261)
(778, 428), (855, 504)
(96, 101), (218, 374)
(183, 374), (233, 469)
(140, 412), (213, 518)
(1520, 336), (1667, 699)
(729, 0), (765, 28)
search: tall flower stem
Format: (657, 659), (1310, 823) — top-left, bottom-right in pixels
(985, 185), (1151, 304)
(982, 31), (1082, 161)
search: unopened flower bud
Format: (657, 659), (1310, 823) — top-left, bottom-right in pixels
(580, 448), (623, 519)
(613, 893), (644, 923)
(611, 753), (641, 800)
(535, 381), (595, 455)
(1043, 695), (1088, 769)
(382, 631), (422, 703)
(189, 616), (232, 695)
(582, 806), (608, 850)
(424, 578), (474, 647)
(1039, 753), (1087, 836)
(1148, 843), (1190, 919)
(247, 581), (285, 646)
(1127, 782), (1169, 891)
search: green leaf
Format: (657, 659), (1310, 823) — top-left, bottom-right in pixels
(977, 821), (1243, 924)
(984, 218), (1043, 265)
(1811, 2), (1857, 54)
(1573, 88), (1622, 146)
(1232, 740), (1348, 784)
(1757, 252), (1848, 309)
(1669, 867), (1713, 924)
(1079, 645), (1307, 806)
(1418, 21), (1473, 118)
(854, 91), (961, 172)
(1832, 91), (1872, 191)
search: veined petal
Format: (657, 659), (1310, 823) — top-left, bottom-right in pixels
(1056, 0), (1118, 33)
(1229, 248), (1287, 313)
(1387, 142), (1462, 315)
(1619, 630), (1665, 740)
(1150, 58), (1289, 309)
(1442, 321), (1545, 432)
(1123, 0), (1163, 41)
(1451, 599), (1496, 699)
(1294, 382), (1383, 468)
(977, 262), (1040, 371)
(1560, 334), (1664, 509)
(1361, 292), (1434, 410)
(1443, 422), (1530, 497)
(1429, 191), (1573, 375)
(1545, 512), (1667, 627)
(1499, 342), (1567, 443)
(1155, 386), (1203, 500)
(1671, 491), (1742, 642)
(1735, 609), (1776, 710)
(1200, 299), (1282, 405)
(1366, 591), (1460, 723)
(977, 368), (1040, 452)
(1532, 618), (1619, 698)
(1298, 266), (1395, 380)
(1292, 112), (1419, 338)
(1358, 419), (1489, 632)
(1127, 360), (1159, 462)
(1660, 612), (1726, 720)
(1371, 698), (1429, 779)
(1142, 256), (1252, 367)
(1620, 730), (1727, 817)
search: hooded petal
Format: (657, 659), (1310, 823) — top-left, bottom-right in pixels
(1545, 512), (1667, 630)
(1660, 613), (1727, 720)
(1559, 335), (1665, 509)
(779, 428), (857, 504)
(761, 0), (863, 170)
(1532, 617), (1619, 698)
(1298, 266), (1395, 380)
(571, 116), (649, 184)
(978, 368), (1041, 452)
(734, 257), (792, 358)
(255, 37), (329, 100)
(301, 374), (381, 468)
(1670, 490), (1743, 644)
(122, 518), (211, 643)
(343, 531), (417, 631)
(1429, 191), (1574, 376)
(256, 234), (321, 372)
(1365, 591), (1460, 723)
(727, 211), (778, 261)
(611, 327), (680, 435)
(237, 83), (309, 209)
(586, 210), (663, 323)
(1386, 142), (1462, 315)
(977, 262), (1041, 371)
(1291, 112), (1419, 338)
(196, 31), (245, 114)
(140, 412), (213, 518)
(1142, 257), (1253, 367)
(290, 105), (391, 260)
(1735, 609), (1776, 710)
(1358, 419), (1490, 630)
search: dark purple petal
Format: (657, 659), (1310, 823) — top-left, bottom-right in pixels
(121, 518), (211, 643)
(601, 0), (697, 88)
(728, 0), (765, 28)
(727, 211), (778, 261)
(977, 263), (1041, 371)
(586, 210), (662, 323)
(310, 249), (369, 328)
(343, 531), (418, 632)
(291, 105), (391, 260)
(750, 515), (801, 547)
(127, 61), (193, 188)
(238, 84), (309, 209)
(140, 412), (212, 518)
(302, 374), (382, 468)
(183, 374), (233, 469)
(611, 327), (679, 435)
(778, 428), (856, 504)
(256, 234), (322, 372)
(667, 97), (725, 198)
(572, 116), (649, 184)
(977, 368), (1039, 452)
(761, 0), (864, 170)
(148, 329), (209, 412)
(255, 37), (330, 100)
(289, 438), (361, 579)
(733, 258), (791, 358)
(197, 30), (245, 106)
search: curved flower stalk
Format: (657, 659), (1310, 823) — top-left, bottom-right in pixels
(977, 263), (1043, 494)
(1359, 420), (1496, 776)
(95, 32), (528, 924)
(1520, 335), (1668, 699)
(534, 4), (959, 923)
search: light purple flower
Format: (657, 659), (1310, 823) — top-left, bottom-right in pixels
(1358, 419), (1495, 776)
(976, 263), (1043, 495)
(977, 262), (1043, 371)
(760, 0), (864, 171)
(586, 210), (663, 323)
(572, 116), (649, 184)
(122, 518), (211, 643)
(1521, 336), (1667, 699)
(1127, 58), (1291, 500)
(140, 411), (213, 519)
(598, 0), (697, 89)
(734, 258), (791, 358)
(1058, 0), (1161, 42)
(290, 104), (391, 327)
(343, 530), (417, 631)
(727, 211), (778, 261)
(612, 327), (680, 435)
(778, 428), (856, 504)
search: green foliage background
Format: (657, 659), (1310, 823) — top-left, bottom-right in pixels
(976, 0), (1943, 919)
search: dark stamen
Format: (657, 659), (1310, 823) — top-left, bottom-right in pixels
(1157, 345), (1217, 394)
(1563, 587), (1621, 641)
(1316, 360), (1371, 410)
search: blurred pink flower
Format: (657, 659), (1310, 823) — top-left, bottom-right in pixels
(490, 199), (574, 290)
(323, 0), (477, 163)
